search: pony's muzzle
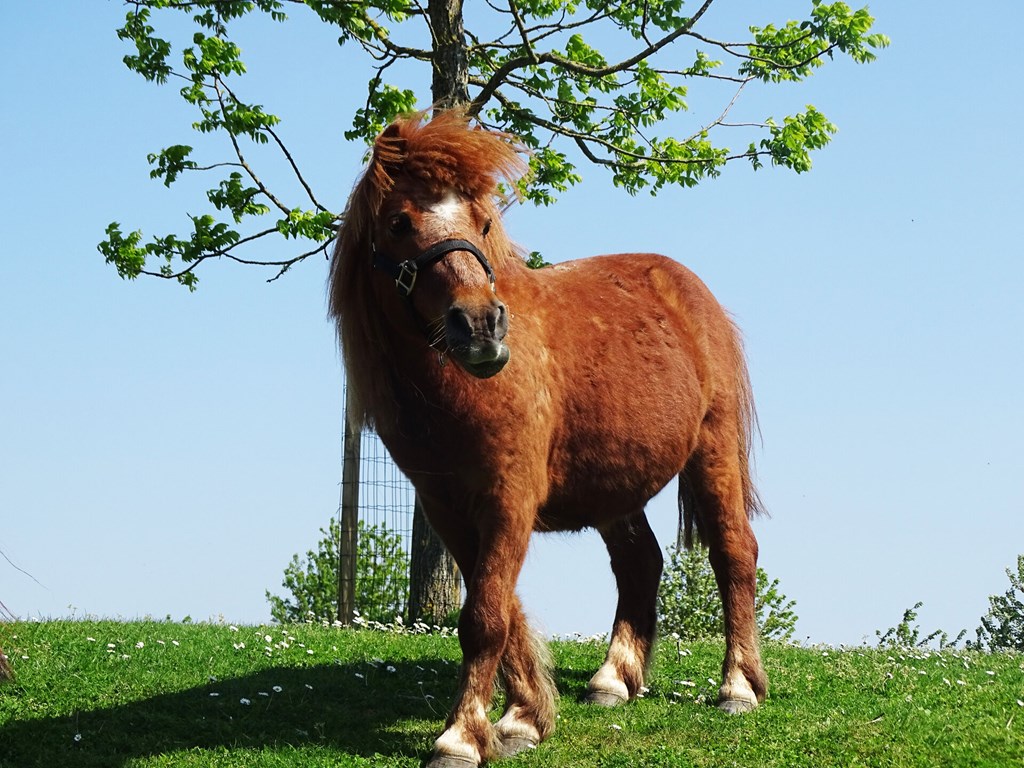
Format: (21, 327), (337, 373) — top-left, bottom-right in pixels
(445, 300), (510, 378)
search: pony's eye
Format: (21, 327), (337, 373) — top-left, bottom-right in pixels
(482, 218), (492, 237)
(387, 213), (412, 237)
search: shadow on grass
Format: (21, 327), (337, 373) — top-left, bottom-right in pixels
(0, 660), (459, 767)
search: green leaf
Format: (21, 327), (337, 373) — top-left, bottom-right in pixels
(117, 8), (173, 84)
(520, 147), (581, 206)
(564, 33), (607, 69)
(276, 209), (337, 241)
(147, 145), (197, 187)
(97, 223), (147, 280)
(345, 84), (418, 145)
(207, 172), (270, 223)
(759, 106), (837, 173)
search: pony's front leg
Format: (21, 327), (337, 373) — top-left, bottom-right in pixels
(494, 600), (557, 756)
(429, 520), (532, 768)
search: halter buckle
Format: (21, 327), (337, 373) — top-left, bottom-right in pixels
(395, 261), (418, 296)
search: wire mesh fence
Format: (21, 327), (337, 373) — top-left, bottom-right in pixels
(349, 428), (415, 622)
(356, 429), (415, 559)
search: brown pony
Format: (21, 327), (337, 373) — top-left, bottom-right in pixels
(329, 111), (767, 767)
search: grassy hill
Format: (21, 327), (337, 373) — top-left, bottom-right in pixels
(1, 620), (1021, 767)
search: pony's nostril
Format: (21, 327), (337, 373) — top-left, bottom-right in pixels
(446, 307), (474, 342)
(490, 302), (508, 340)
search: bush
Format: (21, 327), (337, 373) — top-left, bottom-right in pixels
(972, 554), (1024, 652)
(876, 601), (965, 649)
(266, 518), (409, 624)
(657, 544), (798, 642)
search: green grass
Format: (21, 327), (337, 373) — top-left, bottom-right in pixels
(1, 621), (1021, 767)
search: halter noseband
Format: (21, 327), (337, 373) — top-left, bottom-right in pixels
(373, 238), (496, 297)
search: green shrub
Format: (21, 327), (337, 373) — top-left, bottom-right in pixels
(266, 518), (409, 624)
(657, 544), (797, 642)
(972, 554), (1024, 652)
(876, 601), (966, 649)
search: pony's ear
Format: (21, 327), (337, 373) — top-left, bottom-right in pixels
(378, 121), (403, 141)
(372, 121), (406, 174)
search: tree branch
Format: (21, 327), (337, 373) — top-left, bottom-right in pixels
(687, 30), (841, 73)
(140, 225), (335, 283)
(687, 77), (753, 143)
(468, 0), (716, 117)
(0, 546), (45, 589)
(358, 13), (433, 61)
(266, 240), (333, 282)
(507, 0), (537, 64)
(493, 90), (762, 172)
(212, 79), (291, 216)
(264, 123), (327, 212)
(650, 66), (750, 84)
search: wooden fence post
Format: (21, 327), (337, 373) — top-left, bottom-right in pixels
(338, 389), (360, 625)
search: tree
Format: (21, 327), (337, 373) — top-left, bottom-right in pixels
(972, 554), (1024, 652)
(657, 544), (797, 642)
(100, 0), (886, 622)
(267, 518), (410, 624)
(101, 0), (887, 286)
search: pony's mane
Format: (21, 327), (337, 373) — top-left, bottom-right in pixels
(373, 110), (528, 206)
(328, 111), (528, 429)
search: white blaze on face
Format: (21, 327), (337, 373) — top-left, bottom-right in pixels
(430, 189), (465, 224)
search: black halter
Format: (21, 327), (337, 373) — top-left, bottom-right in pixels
(373, 238), (496, 297)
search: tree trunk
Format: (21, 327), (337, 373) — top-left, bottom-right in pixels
(405, 0), (468, 625)
(0, 647), (10, 683)
(428, 0), (469, 109)
(408, 495), (462, 624)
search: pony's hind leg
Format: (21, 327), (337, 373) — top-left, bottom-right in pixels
(685, 431), (768, 713)
(586, 512), (663, 706)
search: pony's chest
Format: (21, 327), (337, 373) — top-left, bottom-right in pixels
(379, 371), (547, 473)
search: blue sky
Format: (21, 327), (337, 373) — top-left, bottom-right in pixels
(2, 2), (1021, 646)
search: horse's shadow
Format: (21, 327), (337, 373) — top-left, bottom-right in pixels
(0, 653), (613, 767)
(0, 660), (463, 767)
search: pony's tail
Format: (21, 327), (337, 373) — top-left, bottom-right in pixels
(733, 321), (767, 526)
(678, 320), (766, 551)
(678, 466), (701, 551)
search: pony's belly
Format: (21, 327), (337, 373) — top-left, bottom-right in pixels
(535, 397), (700, 531)
(536, 460), (682, 532)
